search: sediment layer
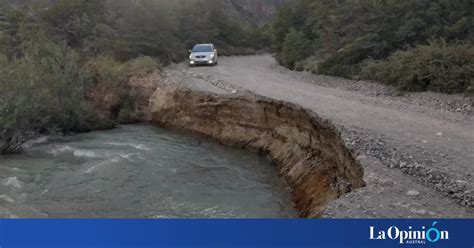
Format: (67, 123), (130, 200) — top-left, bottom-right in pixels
(150, 86), (365, 217)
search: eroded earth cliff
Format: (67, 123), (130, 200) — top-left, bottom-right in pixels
(150, 86), (365, 217)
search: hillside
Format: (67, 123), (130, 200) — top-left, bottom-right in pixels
(229, 0), (288, 25)
(271, 0), (473, 94)
(0, 0), (286, 26)
(0, 0), (283, 150)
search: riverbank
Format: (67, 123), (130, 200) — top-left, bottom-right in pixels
(150, 86), (365, 218)
(0, 68), (162, 155)
(1, 70), (365, 217)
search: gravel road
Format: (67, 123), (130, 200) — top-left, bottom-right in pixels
(163, 55), (474, 218)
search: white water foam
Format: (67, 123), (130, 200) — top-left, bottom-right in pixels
(22, 136), (49, 149)
(119, 153), (134, 160)
(149, 214), (175, 219)
(118, 153), (146, 162)
(49, 146), (99, 158)
(105, 142), (152, 151)
(73, 150), (98, 158)
(48, 145), (73, 156)
(2, 177), (22, 189)
(85, 158), (120, 174)
(0, 194), (15, 203)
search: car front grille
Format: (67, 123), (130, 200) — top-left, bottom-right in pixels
(195, 56), (206, 59)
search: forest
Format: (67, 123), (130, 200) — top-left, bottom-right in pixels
(0, 0), (270, 151)
(0, 0), (473, 153)
(271, 0), (473, 93)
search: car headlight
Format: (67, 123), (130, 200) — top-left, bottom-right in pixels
(210, 53), (215, 58)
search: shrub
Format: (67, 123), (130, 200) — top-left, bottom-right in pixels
(270, 0), (473, 94)
(301, 56), (323, 74)
(280, 28), (310, 69)
(87, 55), (160, 88)
(87, 55), (125, 87)
(85, 55), (160, 122)
(0, 37), (89, 132)
(359, 41), (474, 93)
(317, 33), (381, 78)
(75, 110), (117, 133)
(124, 56), (161, 77)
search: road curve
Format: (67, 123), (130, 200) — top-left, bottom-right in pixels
(164, 55), (474, 217)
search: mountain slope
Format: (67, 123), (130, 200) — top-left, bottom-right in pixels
(229, 0), (288, 25)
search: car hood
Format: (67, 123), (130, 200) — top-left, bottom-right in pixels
(191, 52), (213, 57)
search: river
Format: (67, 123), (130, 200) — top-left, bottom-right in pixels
(0, 125), (296, 218)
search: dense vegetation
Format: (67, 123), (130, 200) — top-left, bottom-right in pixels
(0, 0), (270, 152)
(271, 0), (473, 93)
(1, 0), (472, 153)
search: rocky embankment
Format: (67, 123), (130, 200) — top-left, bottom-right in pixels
(150, 86), (365, 217)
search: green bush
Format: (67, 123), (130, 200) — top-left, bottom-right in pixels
(87, 55), (160, 90)
(39, 0), (105, 49)
(317, 33), (380, 77)
(75, 110), (117, 133)
(0, 44), (160, 138)
(300, 56), (321, 74)
(280, 28), (310, 69)
(271, 0), (473, 93)
(124, 56), (161, 77)
(359, 41), (474, 94)
(0, 37), (89, 132)
(0, 36), (124, 145)
(86, 55), (160, 123)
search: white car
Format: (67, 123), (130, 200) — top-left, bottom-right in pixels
(189, 44), (218, 67)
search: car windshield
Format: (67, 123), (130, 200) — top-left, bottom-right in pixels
(192, 45), (212, 53)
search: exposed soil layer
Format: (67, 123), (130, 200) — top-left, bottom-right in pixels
(150, 86), (365, 218)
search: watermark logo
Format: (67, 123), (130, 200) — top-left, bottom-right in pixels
(370, 221), (449, 245)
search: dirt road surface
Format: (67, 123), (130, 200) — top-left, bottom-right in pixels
(163, 55), (474, 218)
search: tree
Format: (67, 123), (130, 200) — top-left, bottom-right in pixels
(40, 0), (106, 49)
(0, 34), (88, 132)
(270, 0), (474, 93)
(281, 28), (310, 69)
(0, 6), (29, 59)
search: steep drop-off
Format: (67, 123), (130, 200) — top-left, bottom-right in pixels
(150, 86), (365, 217)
